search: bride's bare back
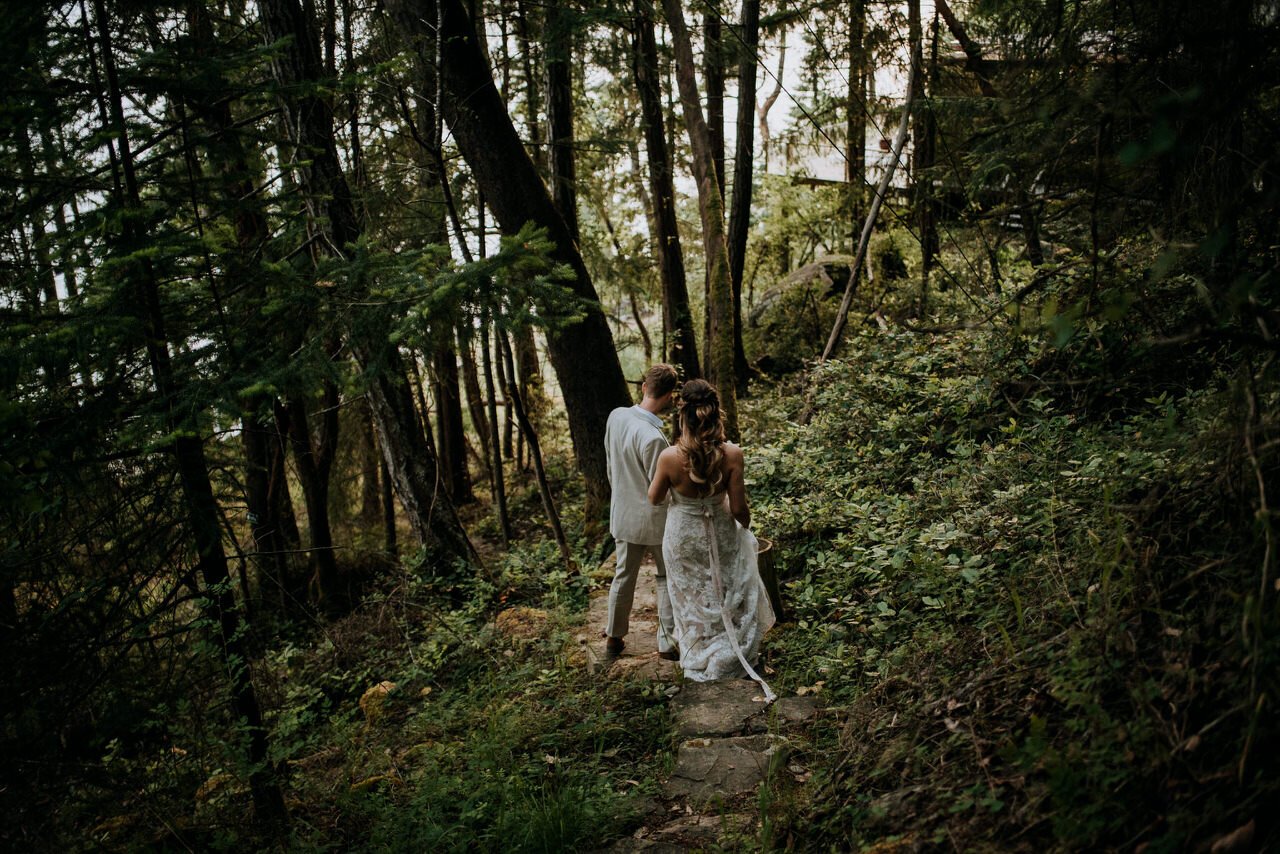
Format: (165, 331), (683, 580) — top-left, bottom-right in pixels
(648, 442), (751, 529)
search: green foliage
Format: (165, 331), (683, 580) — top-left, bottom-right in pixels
(255, 543), (669, 853)
(737, 275), (1278, 848)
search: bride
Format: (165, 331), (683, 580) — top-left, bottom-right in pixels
(647, 379), (775, 700)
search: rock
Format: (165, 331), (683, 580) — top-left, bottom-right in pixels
(664, 734), (790, 802)
(495, 606), (551, 640)
(670, 679), (770, 737)
(359, 680), (397, 724)
(774, 695), (821, 724)
(746, 694), (823, 733)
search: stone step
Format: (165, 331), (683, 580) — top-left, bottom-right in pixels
(663, 734), (790, 803)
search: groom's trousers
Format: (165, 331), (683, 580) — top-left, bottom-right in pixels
(606, 540), (676, 654)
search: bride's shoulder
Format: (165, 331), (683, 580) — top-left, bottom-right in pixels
(722, 442), (745, 462)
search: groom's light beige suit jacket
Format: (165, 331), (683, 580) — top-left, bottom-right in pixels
(605, 405), (669, 546)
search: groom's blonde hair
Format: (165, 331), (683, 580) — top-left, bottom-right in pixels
(642, 363), (679, 399)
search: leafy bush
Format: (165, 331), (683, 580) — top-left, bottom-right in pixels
(740, 291), (1278, 849)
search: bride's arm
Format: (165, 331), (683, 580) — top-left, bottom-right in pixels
(726, 446), (750, 529)
(648, 448), (674, 505)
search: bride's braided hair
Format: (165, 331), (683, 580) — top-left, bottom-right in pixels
(676, 379), (726, 495)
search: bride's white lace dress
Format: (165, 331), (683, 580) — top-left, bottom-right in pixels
(662, 489), (776, 697)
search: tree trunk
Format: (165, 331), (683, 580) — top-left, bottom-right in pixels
(846, 0), (867, 249)
(631, 0), (700, 380)
(703, 9), (726, 201)
(726, 0), (759, 395)
(359, 400), (382, 527)
(281, 388), (341, 611)
(432, 0), (630, 520)
(341, 0), (365, 198)
(93, 0), (287, 826)
(545, 1), (578, 239)
(757, 30), (785, 170)
(934, 0), (997, 97)
(513, 0), (547, 174)
(260, 0), (477, 568)
(458, 327), (492, 479)
(914, 11), (939, 310)
(432, 344), (473, 503)
(381, 455), (398, 557)
(494, 327), (515, 459)
(482, 315), (512, 543)
(659, 0), (738, 438)
(514, 326), (542, 419)
(499, 330), (573, 569)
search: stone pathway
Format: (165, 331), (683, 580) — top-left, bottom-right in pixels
(577, 557), (821, 852)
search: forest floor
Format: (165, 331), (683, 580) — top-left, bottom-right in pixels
(81, 275), (1276, 852)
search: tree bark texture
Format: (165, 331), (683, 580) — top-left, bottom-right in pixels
(846, 0), (867, 247)
(432, 344), (473, 503)
(281, 388), (341, 610)
(703, 9), (726, 201)
(433, 0), (630, 519)
(458, 327), (492, 478)
(482, 316), (512, 543)
(659, 0), (739, 439)
(545, 1), (578, 240)
(631, 0), (700, 380)
(726, 0), (759, 394)
(914, 10), (939, 307)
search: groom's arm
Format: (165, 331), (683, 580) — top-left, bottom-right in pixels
(641, 433), (666, 484)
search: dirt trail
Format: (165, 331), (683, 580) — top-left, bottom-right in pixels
(578, 557), (820, 851)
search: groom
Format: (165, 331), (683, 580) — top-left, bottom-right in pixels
(602, 363), (679, 659)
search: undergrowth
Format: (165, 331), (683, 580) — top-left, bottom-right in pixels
(740, 273), (1279, 850)
(78, 243), (1277, 853)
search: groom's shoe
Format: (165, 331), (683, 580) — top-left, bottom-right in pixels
(604, 635), (625, 655)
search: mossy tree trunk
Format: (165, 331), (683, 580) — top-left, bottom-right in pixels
(659, 0), (739, 438)
(631, 0), (700, 380)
